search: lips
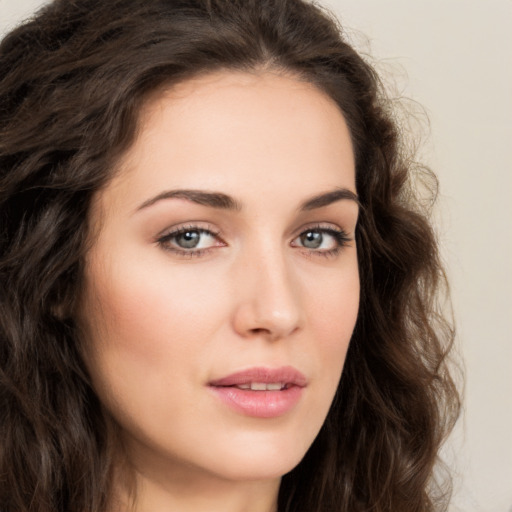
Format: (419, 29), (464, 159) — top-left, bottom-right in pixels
(209, 366), (307, 388)
(208, 366), (307, 418)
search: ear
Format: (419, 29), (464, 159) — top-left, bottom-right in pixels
(50, 302), (69, 320)
(48, 284), (75, 320)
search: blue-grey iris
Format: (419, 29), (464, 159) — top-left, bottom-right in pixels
(300, 231), (322, 249)
(176, 231), (201, 249)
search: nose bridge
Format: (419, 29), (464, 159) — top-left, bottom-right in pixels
(232, 235), (302, 340)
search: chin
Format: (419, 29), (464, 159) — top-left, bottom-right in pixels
(194, 433), (313, 482)
(209, 457), (301, 482)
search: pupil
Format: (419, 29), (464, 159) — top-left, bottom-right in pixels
(301, 231), (322, 249)
(177, 231), (200, 248)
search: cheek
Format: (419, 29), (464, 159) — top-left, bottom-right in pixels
(86, 250), (220, 340)
(78, 255), (234, 457)
(306, 261), (360, 379)
(79, 253), (224, 402)
(307, 255), (359, 330)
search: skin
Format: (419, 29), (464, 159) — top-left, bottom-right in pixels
(79, 70), (360, 512)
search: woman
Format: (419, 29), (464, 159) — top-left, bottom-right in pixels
(0, 0), (460, 511)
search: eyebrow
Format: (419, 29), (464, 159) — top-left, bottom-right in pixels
(299, 188), (359, 211)
(136, 189), (242, 212)
(135, 187), (359, 213)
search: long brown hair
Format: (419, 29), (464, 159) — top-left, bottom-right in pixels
(0, 1), (460, 510)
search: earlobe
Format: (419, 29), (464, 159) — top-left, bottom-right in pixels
(50, 302), (69, 320)
(48, 287), (76, 321)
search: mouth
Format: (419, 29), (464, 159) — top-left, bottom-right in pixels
(208, 366), (306, 418)
(209, 365), (307, 389)
(222, 382), (291, 391)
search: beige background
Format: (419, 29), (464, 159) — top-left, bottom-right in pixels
(1, 0), (511, 510)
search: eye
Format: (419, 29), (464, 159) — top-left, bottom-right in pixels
(156, 226), (223, 255)
(291, 226), (351, 255)
(299, 230), (327, 249)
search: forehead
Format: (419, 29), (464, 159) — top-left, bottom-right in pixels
(97, 70), (356, 215)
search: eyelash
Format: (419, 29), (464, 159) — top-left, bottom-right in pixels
(156, 224), (352, 259)
(156, 225), (222, 258)
(295, 225), (352, 258)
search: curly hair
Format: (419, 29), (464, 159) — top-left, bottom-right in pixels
(0, 0), (460, 511)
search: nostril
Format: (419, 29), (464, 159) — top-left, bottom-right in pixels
(249, 327), (270, 335)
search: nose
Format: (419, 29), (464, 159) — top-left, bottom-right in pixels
(231, 248), (303, 342)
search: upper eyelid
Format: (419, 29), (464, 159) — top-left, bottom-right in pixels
(155, 222), (220, 240)
(292, 222), (352, 238)
(292, 227), (351, 244)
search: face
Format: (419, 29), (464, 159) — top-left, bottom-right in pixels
(79, 71), (360, 487)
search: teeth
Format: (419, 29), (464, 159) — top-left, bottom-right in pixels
(234, 382), (284, 391)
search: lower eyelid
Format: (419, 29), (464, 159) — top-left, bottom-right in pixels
(164, 247), (212, 258)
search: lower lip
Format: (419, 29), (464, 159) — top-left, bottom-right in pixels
(209, 385), (303, 418)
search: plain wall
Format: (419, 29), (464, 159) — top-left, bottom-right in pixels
(1, 1), (511, 511)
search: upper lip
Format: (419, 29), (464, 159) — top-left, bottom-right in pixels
(209, 366), (307, 387)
